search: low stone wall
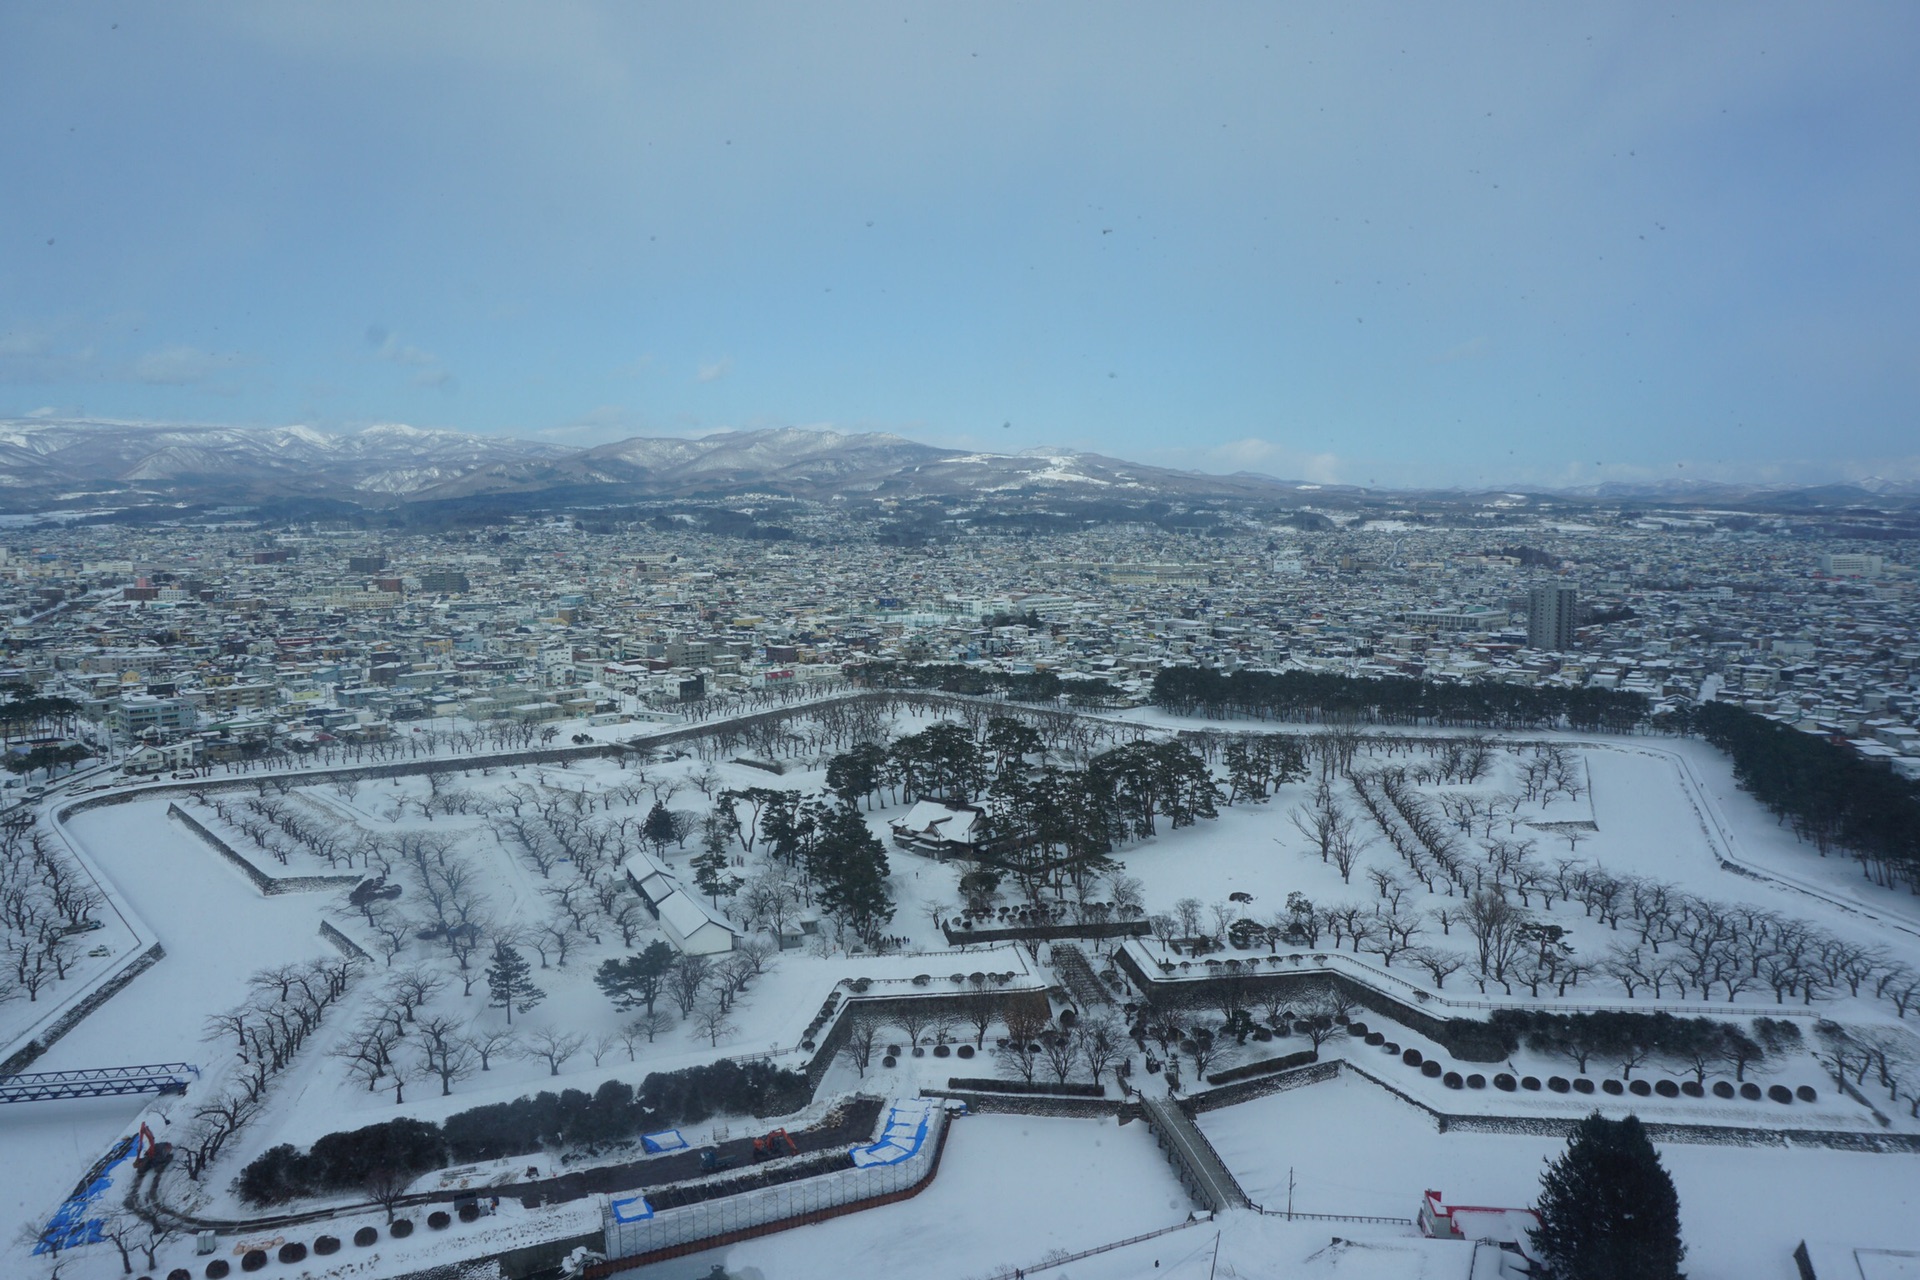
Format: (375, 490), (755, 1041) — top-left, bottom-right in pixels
(921, 1088), (1123, 1119)
(0, 941), (166, 1074)
(943, 919), (1151, 946)
(318, 920), (372, 961)
(1113, 946), (1461, 1046)
(800, 986), (1051, 1088)
(1185, 1058), (1339, 1113)
(165, 803), (360, 896)
(1325, 1059), (1920, 1153)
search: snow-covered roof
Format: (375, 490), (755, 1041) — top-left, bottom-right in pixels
(655, 887), (735, 954)
(889, 800), (984, 844)
(622, 851), (676, 901)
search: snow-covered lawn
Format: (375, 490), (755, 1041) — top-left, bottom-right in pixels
(9, 703), (1920, 1279)
(1198, 1073), (1920, 1280)
(0, 801), (339, 1254)
(654, 1113), (1194, 1280)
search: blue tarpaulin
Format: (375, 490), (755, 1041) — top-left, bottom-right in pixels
(609, 1195), (654, 1223)
(850, 1101), (933, 1168)
(641, 1129), (688, 1154)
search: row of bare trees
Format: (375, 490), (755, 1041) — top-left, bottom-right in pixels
(1285, 765), (1920, 1017)
(184, 957), (361, 1180)
(0, 823), (101, 1005)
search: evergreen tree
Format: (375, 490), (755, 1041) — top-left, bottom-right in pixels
(594, 939), (675, 1014)
(485, 942), (545, 1025)
(825, 742), (887, 808)
(692, 813), (741, 905)
(812, 804), (894, 946)
(642, 801), (678, 858)
(1532, 1111), (1685, 1280)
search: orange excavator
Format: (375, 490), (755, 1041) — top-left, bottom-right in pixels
(751, 1129), (798, 1162)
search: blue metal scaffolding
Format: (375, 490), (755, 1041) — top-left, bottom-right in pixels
(0, 1063), (198, 1104)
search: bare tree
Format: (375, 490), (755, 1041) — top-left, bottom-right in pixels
(1076, 1012), (1124, 1086)
(521, 1027), (587, 1076)
(1408, 946), (1465, 989)
(1371, 905), (1424, 965)
(416, 1016), (476, 1095)
(1039, 1029), (1079, 1083)
(667, 953), (710, 1016)
(691, 993), (738, 1047)
(587, 1031), (620, 1067)
(459, 1027), (517, 1071)
(365, 1165), (412, 1223)
(841, 1014), (882, 1077)
(1329, 821), (1370, 885)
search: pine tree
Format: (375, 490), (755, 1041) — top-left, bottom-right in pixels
(594, 939), (674, 1014)
(691, 814), (740, 906)
(812, 804), (894, 947)
(485, 942), (544, 1025)
(1532, 1111), (1685, 1280)
(642, 802), (677, 858)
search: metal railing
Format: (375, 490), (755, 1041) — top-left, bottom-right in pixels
(974, 1216), (1211, 1279)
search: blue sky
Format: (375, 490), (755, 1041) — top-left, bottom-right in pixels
(2, 3), (1916, 488)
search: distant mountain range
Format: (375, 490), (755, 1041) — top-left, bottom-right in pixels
(0, 418), (1913, 514)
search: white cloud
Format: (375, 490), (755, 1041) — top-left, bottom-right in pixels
(129, 344), (246, 386)
(696, 358), (731, 383)
(368, 330), (454, 390)
(1152, 437), (1345, 485)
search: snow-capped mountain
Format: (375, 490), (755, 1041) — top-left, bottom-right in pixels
(0, 419), (1317, 510)
(0, 419), (573, 506)
(0, 418), (1910, 513)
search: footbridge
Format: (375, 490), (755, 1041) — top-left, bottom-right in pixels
(0, 1062), (198, 1104)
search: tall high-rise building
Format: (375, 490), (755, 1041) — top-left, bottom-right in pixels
(1528, 585), (1578, 651)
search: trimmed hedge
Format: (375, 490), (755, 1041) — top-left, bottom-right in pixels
(238, 1057), (811, 1205)
(1432, 1017), (1516, 1063)
(945, 1076), (1106, 1097)
(1205, 1050), (1318, 1086)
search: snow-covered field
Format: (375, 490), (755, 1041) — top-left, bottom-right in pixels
(648, 1113), (1194, 1280)
(1198, 1074), (1920, 1280)
(6, 704), (1919, 1278)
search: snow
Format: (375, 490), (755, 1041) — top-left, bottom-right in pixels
(654, 1114), (1194, 1280)
(0, 801), (340, 1259)
(9, 705), (1920, 1279)
(1196, 1074), (1920, 1280)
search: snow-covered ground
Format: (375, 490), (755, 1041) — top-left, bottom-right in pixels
(7, 704), (1920, 1279)
(645, 1113), (1194, 1280)
(0, 799), (341, 1257)
(1198, 1073), (1920, 1280)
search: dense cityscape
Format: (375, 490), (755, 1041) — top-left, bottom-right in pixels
(2, 506), (1912, 786)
